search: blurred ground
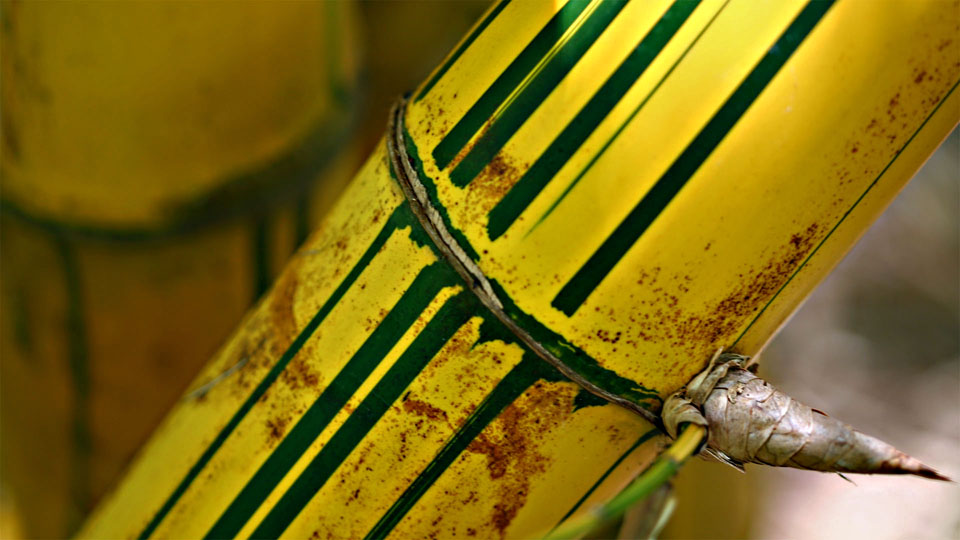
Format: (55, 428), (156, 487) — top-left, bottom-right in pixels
(664, 129), (959, 539)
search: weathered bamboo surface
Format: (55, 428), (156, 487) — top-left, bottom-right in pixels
(0, 3), (360, 536)
(77, 0), (958, 538)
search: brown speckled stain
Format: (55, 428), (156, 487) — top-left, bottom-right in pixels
(265, 416), (289, 446)
(677, 222), (821, 351)
(281, 357), (321, 391)
(593, 222), (823, 398)
(416, 101), (452, 141)
(268, 267), (300, 348)
(402, 396), (450, 422)
(458, 151), (529, 233)
(447, 116), (494, 172)
(228, 331), (270, 400)
(461, 381), (575, 538)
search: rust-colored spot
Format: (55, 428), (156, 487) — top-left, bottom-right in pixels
(466, 437), (508, 479)
(281, 357), (321, 390)
(615, 223), (824, 390)
(448, 117), (494, 171)
(683, 222), (822, 346)
(462, 382), (573, 537)
(230, 332), (270, 399)
(402, 397), (449, 422)
(462, 152), (528, 229)
(269, 270), (299, 348)
(265, 416), (289, 444)
(595, 329), (622, 344)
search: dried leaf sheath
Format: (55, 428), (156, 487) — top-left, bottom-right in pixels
(664, 355), (948, 480)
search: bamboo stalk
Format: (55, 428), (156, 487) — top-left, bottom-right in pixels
(0, 2), (360, 537)
(78, 0), (959, 538)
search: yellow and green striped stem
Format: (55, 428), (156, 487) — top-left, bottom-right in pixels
(80, 0), (958, 538)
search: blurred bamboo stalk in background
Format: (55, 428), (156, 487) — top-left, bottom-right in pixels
(80, 0), (959, 537)
(6, 0), (959, 538)
(0, 2), (362, 537)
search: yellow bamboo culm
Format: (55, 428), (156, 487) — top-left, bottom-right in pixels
(79, 0), (958, 538)
(0, 2), (361, 537)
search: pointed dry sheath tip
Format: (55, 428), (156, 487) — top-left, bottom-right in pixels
(663, 352), (950, 481)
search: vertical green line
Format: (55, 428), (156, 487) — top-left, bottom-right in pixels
(415, 0), (512, 102)
(432, 0), (593, 170)
(550, 428), (659, 532)
(249, 292), (477, 539)
(252, 215), (270, 300)
(325, 0), (349, 106)
(53, 234), (92, 536)
(364, 352), (563, 540)
(527, 0), (731, 236)
(552, 0), (836, 316)
(486, 0), (702, 240)
(205, 263), (458, 539)
(449, 0), (629, 187)
(138, 204), (413, 539)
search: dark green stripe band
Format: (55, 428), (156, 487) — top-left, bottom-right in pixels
(415, 0), (512, 102)
(205, 262), (458, 539)
(551, 428), (659, 531)
(402, 125), (661, 411)
(138, 204), (413, 539)
(552, 0), (836, 316)
(249, 292), (477, 539)
(487, 0), (700, 240)
(449, 0), (629, 187)
(363, 352), (562, 540)
(54, 236), (93, 536)
(432, 0), (593, 170)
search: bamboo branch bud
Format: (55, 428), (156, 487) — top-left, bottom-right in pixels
(664, 353), (949, 480)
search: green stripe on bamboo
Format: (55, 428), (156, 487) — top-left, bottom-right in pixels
(206, 262), (459, 538)
(553, 0), (836, 315)
(449, 0), (629, 187)
(432, 0), (594, 170)
(250, 292), (477, 538)
(487, 0), (702, 240)
(138, 204), (416, 539)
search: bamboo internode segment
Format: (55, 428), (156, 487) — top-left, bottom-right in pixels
(389, 98), (660, 426)
(543, 425), (704, 540)
(0, 2), (359, 231)
(80, 0), (958, 538)
(0, 2), (360, 537)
